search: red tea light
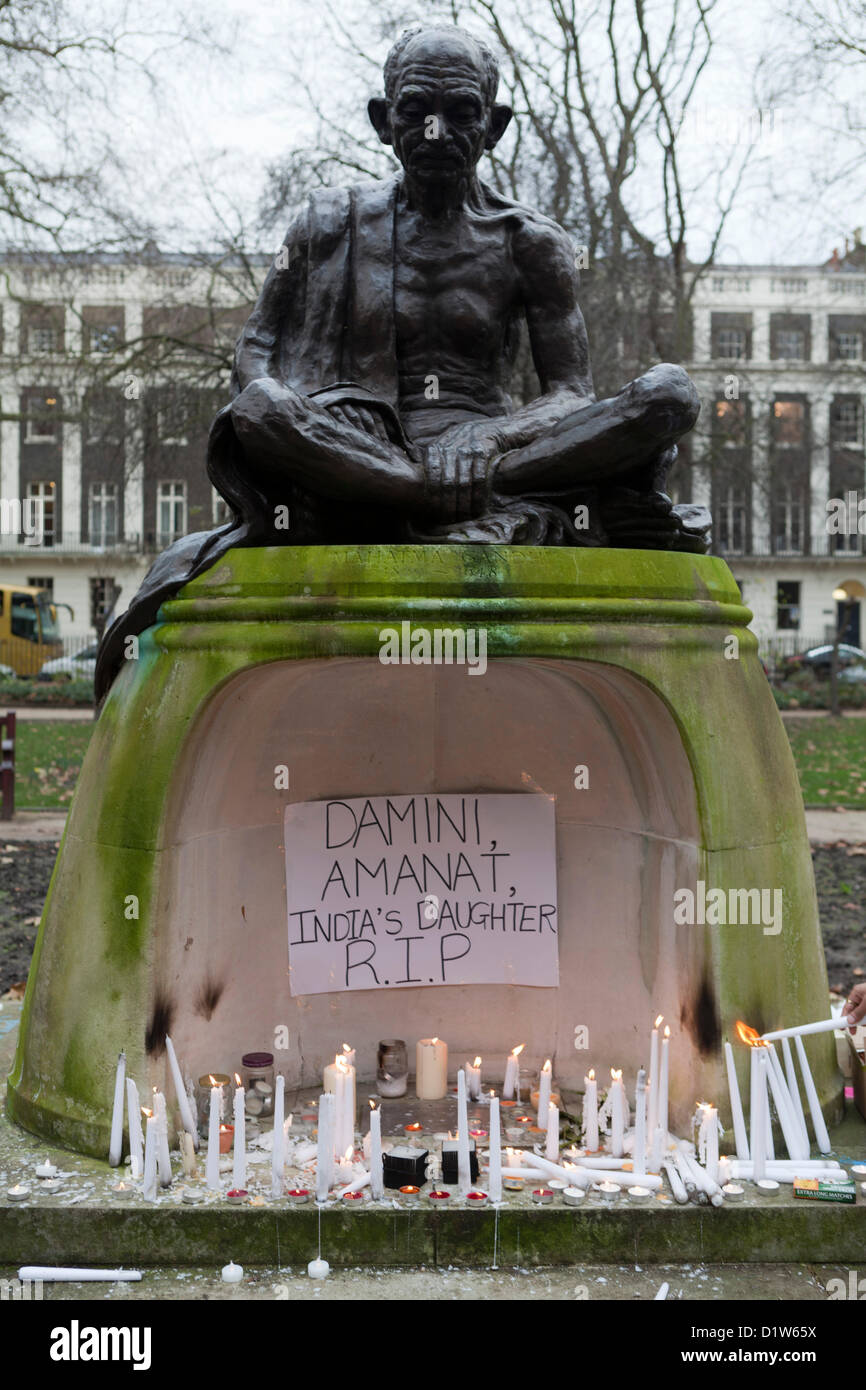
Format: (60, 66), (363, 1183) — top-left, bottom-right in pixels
(342, 1190), (364, 1202)
(218, 1124), (234, 1154)
(515, 1115), (532, 1126)
(531, 1188), (554, 1204)
(226, 1188), (248, 1204)
(399, 1185), (421, 1199)
(287, 1188), (310, 1204)
(428, 1189), (450, 1201)
(404, 1123), (423, 1136)
(469, 1129), (488, 1140)
(467, 1190), (489, 1206)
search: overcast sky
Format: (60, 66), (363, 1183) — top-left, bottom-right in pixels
(32, 0), (866, 266)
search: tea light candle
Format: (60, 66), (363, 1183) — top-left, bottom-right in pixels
(227, 1189), (248, 1204)
(756, 1178), (780, 1197)
(563, 1187), (585, 1206)
(722, 1182), (745, 1201)
(35, 1158), (57, 1179)
(218, 1124), (234, 1155)
(627, 1185), (652, 1204)
(404, 1123), (423, 1138)
(598, 1180), (620, 1203)
(307, 1258), (330, 1279)
(469, 1128), (487, 1141)
(399, 1185), (421, 1201)
(851, 1165), (866, 1180)
(416, 1038), (448, 1100)
(531, 1187), (554, 1204)
(467, 1190), (489, 1206)
(342, 1190), (364, 1203)
(428, 1189), (450, 1201)
(181, 1189), (203, 1204)
(288, 1189), (310, 1203)
(221, 1261), (243, 1284)
(110, 1181), (130, 1198)
(7, 1184), (30, 1201)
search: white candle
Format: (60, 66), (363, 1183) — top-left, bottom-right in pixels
(545, 1102), (559, 1161)
(610, 1069), (625, 1157)
(662, 1159), (689, 1204)
(794, 1034), (833, 1154)
(647, 1015), (662, 1137)
(152, 1090), (172, 1187)
(781, 1037), (809, 1153)
(488, 1094), (502, 1204)
(724, 1041), (750, 1159)
(583, 1070), (599, 1151)
(164, 1036), (199, 1151)
(750, 1051), (767, 1181)
(316, 1092), (336, 1202)
(765, 1044), (808, 1159)
(126, 1078), (144, 1179)
(325, 1053), (356, 1154)
(503, 1043), (524, 1100)
(697, 1103), (720, 1182)
(18, 1266), (142, 1283)
(206, 1080), (222, 1191)
(416, 1037), (448, 1100)
(761, 1017), (844, 1042)
(466, 1057), (482, 1100)
(341, 1042), (356, 1070)
(109, 1051), (126, 1167)
(658, 1026), (670, 1137)
(537, 1059), (552, 1121)
(633, 1067), (647, 1178)
(179, 1132), (197, 1177)
(271, 1074), (285, 1197)
(369, 1105), (384, 1200)
(457, 1068), (472, 1194)
(142, 1111), (158, 1201)
(233, 1075), (246, 1192)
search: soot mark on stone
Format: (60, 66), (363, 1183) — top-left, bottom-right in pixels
(693, 976), (721, 1056)
(146, 995), (174, 1056)
(196, 977), (224, 1021)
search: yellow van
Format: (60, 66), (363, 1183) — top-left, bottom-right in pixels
(0, 585), (64, 677)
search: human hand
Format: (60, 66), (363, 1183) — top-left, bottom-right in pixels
(325, 401), (392, 446)
(423, 423), (500, 522)
(843, 983), (866, 1028)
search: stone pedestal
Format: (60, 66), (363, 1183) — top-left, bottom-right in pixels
(6, 545), (837, 1155)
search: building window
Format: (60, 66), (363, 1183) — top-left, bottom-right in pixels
(156, 396), (191, 447)
(773, 278), (808, 294)
(89, 482), (119, 547)
(832, 400), (863, 447)
(776, 329), (805, 359)
(835, 331), (863, 361)
(714, 399), (748, 445)
(773, 491), (806, 554)
(25, 481), (56, 547)
(777, 581), (801, 630)
(83, 390), (124, 445)
(716, 483), (748, 555)
(716, 328), (747, 359)
(212, 487), (232, 526)
(773, 400), (806, 446)
(90, 577), (119, 629)
(157, 481), (186, 548)
(27, 576), (53, 595)
(24, 393), (60, 443)
(83, 306), (125, 354)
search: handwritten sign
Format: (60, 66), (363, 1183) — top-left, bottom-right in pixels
(284, 793), (559, 996)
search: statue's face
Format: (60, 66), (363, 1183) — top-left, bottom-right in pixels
(372, 33), (510, 188)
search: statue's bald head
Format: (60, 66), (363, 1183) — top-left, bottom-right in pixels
(369, 23), (511, 192)
(383, 26), (500, 107)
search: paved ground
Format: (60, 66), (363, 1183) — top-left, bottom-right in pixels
(0, 811), (67, 841)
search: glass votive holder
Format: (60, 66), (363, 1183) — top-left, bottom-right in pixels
(377, 1039), (409, 1098)
(196, 1074), (232, 1136)
(241, 1053), (276, 1118)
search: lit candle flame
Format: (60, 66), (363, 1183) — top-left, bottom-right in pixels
(369, 1099), (375, 1111)
(473, 1056), (481, 1068)
(432, 1037), (439, 1045)
(654, 1014), (664, 1028)
(344, 1146), (353, 1161)
(542, 1058), (552, 1074)
(209, 1075), (217, 1086)
(335, 1054), (349, 1073)
(342, 1042), (352, 1054)
(512, 1043), (525, 1058)
(734, 1020), (766, 1048)
(611, 1068), (622, 1081)
(141, 1107), (152, 1118)
(235, 1073), (241, 1086)
(663, 1025), (670, 1039)
(587, 1068), (595, 1081)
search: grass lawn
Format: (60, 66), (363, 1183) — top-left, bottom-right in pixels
(784, 716), (866, 808)
(8, 712), (866, 813)
(12, 720), (94, 809)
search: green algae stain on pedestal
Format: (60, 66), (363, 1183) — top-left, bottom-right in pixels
(6, 545), (839, 1157)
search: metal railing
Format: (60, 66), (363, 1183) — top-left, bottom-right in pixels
(0, 633), (98, 679)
